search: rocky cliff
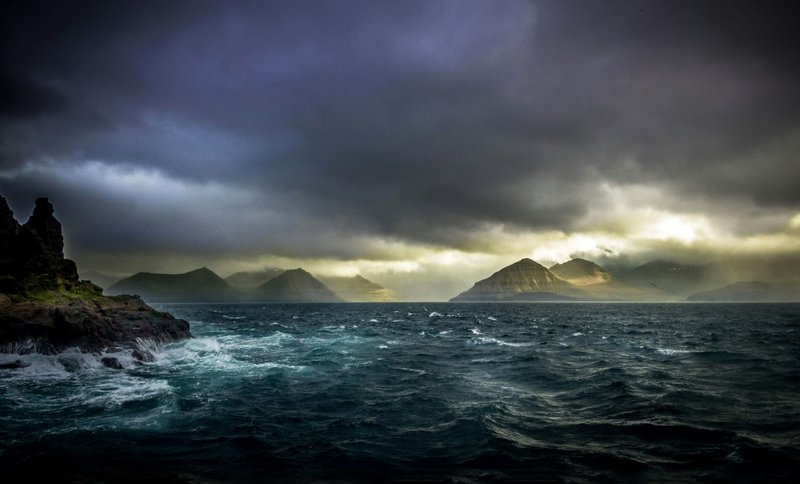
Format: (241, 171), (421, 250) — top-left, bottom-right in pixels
(0, 196), (190, 363)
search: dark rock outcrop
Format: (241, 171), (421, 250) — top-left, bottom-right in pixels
(1, 196), (191, 358)
(0, 294), (191, 354)
(1, 196), (79, 294)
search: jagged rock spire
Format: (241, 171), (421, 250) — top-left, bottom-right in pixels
(0, 195), (78, 293)
(23, 197), (65, 259)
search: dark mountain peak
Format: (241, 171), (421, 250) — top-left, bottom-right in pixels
(187, 266), (216, 276)
(256, 268), (341, 302)
(224, 268), (284, 289)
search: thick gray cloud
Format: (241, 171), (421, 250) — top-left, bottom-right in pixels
(1, 0), (799, 270)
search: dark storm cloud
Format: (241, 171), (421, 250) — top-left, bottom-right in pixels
(1, 0), (799, 260)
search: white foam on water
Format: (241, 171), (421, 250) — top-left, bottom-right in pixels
(487, 316), (497, 321)
(0, 347), (115, 381)
(429, 312), (443, 318)
(393, 366), (426, 375)
(83, 376), (172, 408)
(469, 337), (534, 347)
(369, 319), (379, 323)
(572, 332), (584, 337)
(656, 348), (693, 355)
(222, 315), (246, 320)
(470, 328), (482, 335)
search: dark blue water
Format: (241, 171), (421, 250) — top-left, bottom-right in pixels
(2, 303), (799, 482)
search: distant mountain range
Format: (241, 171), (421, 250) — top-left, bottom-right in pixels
(94, 256), (799, 303)
(103, 267), (401, 303)
(451, 257), (799, 302)
(107, 267), (240, 302)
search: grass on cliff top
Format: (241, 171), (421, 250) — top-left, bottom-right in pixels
(11, 281), (106, 304)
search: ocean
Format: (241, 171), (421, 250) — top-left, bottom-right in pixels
(1, 303), (799, 482)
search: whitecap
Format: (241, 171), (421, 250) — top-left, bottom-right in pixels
(369, 319), (379, 323)
(222, 315), (246, 320)
(470, 328), (482, 335)
(487, 316), (497, 321)
(429, 311), (443, 318)
(393, 366), (426, 375)
(656, 348), (692, 355)
(572, 332), (584, 337)
(83, 377), (172, 408)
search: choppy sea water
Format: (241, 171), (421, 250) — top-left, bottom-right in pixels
(1, 303), (799, 482)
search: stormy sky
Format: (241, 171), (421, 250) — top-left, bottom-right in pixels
(2, 0), (799, 299)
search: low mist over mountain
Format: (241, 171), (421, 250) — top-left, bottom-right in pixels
(550, 258), (612, 286)
(451, 258), (576, 302)
(687, 281), (793, 302)
(224, 269), (285, 290)
(320, 275), (404, 302)
(615, 260), (719, 297)
(107, 267), (240, 302)
(254, 269), (342, 302)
